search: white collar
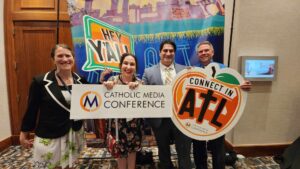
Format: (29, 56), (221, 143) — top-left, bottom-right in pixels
(160, 62), (175, 71)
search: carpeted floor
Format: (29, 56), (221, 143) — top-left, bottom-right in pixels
(0, 145), (280, 169)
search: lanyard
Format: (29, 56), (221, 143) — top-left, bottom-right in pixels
(56, 74), (74, 94)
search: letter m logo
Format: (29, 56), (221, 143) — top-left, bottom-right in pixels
(84, 95), (98, 108)
(80, 91), (101, 112)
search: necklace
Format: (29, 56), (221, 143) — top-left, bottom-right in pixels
(119, 75), (129, 85)
(119, 74), (137, 85)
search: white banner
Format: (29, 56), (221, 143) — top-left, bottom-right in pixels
(70, 84), (172, 119)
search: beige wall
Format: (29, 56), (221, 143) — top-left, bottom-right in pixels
(0, 0), (12, 140)
(225, 0), (300, 145)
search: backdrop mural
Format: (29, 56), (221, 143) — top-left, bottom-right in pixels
(67, 0), (225, 83)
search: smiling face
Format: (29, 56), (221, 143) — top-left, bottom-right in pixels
(160, 43), (175, 67)
(120, 55), (136, 77)
(197, 44), (214, 66)
(53, 47), (74, 72)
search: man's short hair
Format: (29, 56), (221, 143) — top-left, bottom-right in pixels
(159, 40), (177, 52)
(196, 41), (214, 52)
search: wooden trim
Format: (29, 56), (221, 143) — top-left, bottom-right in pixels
(20, 0), (55, 9)
(11, 135), (21, 145)
(0, 137), (12, 152)
(3, 134), (35, 147)
(12, 0), (69, 21)
(12, 12), (70, 21)
(225, 140), (289, 157)
(4, 0), (18, 136)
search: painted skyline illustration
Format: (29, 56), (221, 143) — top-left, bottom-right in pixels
(68, 0), (224, 26)
(67, 0), (225, 83)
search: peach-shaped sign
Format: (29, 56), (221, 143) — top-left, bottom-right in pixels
(171, 63), (247, 140)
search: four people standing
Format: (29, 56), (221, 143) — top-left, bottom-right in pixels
(20, 40), (250, 169)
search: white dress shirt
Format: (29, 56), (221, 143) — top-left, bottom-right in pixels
(160, 62), (176, 85)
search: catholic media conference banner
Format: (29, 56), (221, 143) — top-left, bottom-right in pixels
(67, 0), (225, 83)
(70, 85), (172, 119)
(172, 63), (247, 140)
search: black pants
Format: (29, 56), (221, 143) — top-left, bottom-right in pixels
(152, 119), (192, 169)
(193, 135), (225, 169)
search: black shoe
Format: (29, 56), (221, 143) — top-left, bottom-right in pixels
(273, 155), (283, 164)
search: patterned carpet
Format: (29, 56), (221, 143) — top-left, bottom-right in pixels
(0, 145), (280, 169)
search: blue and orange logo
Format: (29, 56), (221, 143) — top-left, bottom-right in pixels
(80, 91), (102, 112)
